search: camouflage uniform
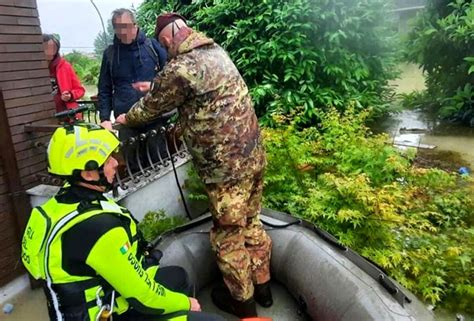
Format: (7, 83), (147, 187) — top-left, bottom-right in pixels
(207, 171), (271, 301)
(126, 27), (272, 301)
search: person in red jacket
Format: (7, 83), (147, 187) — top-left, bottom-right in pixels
(43, 34), (85, 119)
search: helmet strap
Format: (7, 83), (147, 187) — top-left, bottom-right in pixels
(69, 168), (113, 192)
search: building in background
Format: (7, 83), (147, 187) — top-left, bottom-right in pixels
(393, 0), (426, 34)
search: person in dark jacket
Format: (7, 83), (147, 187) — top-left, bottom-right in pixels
(98, 8), (167, 129)
(98, 8), (169, 172)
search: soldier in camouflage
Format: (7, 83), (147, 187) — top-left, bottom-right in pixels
(116, 13), (272, 318)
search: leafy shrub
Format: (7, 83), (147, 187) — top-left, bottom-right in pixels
(64, 51), (101, 86)
(263, 107), (474, 312)
(184, 166), (208, 202)
(398, 90), (434, 110)
(137, 0), (399, 124)
(405, 0), (474, 123)
(138, 210), (187, 241)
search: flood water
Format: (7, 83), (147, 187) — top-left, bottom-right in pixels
(374, 63), (474, 170)
(372, 109), (474, 169)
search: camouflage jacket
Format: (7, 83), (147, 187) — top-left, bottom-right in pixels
(126, 28), (266, 183)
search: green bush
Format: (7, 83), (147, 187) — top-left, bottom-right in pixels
(137, 0), (399, 124)
(138, 210), (187, 241)
(263, 108), (474, 312)
(405, 0), (474, 122)
(64, 51), (101, 86)
(398, 90), (435, 110)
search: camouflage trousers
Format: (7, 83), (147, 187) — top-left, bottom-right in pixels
(206, 171), (272, 301)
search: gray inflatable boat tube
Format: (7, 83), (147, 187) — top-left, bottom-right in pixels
(154, 208), (434, 321)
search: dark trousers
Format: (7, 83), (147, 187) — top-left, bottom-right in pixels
(115, 266), (225, 321)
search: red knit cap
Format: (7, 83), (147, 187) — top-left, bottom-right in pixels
(155, 13), (187, 38)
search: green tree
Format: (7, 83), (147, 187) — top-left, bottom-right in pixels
(137, 0), (399, 125)
(405, 0), (474, 124)
(93, 19), (114, 57)
(136, 0), (180, 36)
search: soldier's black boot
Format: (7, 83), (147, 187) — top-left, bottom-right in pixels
(211, 284), (257, 318)
(254, 281), (273, 307)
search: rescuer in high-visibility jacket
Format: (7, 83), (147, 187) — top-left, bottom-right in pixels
(21, 123), (224, 321)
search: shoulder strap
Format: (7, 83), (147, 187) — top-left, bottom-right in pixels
(144, 38), (160, 70)
(105, 45), (114, 77)
(35, 206), (52, 251)
(43, 207), (81, 321)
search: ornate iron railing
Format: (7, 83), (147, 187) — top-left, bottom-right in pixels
(26, 103), (190, 194)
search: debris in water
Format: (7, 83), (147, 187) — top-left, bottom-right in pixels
(456, 313), (465, 321)
(2, 303), (13, 314)
(399, 127), (429, 134)
(458, 167), (470, 177)
(393, 142), (436, 149)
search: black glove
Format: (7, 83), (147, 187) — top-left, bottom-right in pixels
(142, 248), (163, 269)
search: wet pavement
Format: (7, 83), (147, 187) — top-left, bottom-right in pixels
(0, 289), (48, 321)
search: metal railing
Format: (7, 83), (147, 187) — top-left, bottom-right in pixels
(27, 103), (190, 193)
(78, 100), (101, 124)
(115, 123), (190, 194)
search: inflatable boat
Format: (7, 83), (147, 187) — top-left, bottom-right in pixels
(154, 208), (435, 321)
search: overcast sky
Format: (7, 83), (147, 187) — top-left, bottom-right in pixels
(37, 0), (144, 53)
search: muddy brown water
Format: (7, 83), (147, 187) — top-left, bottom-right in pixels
(371, 109), (474, 171)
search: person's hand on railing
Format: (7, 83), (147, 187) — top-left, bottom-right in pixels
(115, 114), (127, 125)
(132, 81), (152, 93)
(101, 120), (113, 131)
